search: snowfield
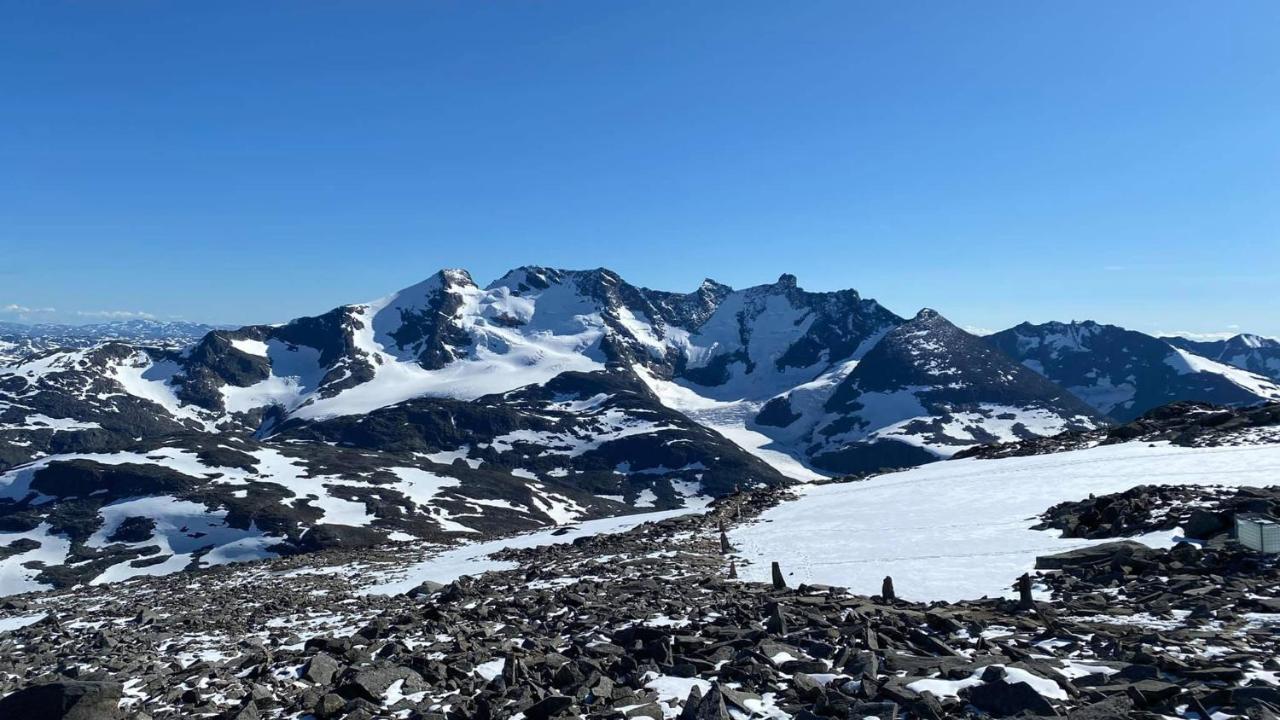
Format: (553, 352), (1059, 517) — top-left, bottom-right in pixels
(729, 440), (1280, 601)
(633, 365), (827, 482)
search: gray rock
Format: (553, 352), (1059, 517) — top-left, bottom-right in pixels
(0, 680), (124, 720)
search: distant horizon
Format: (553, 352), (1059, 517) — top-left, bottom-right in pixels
(5, 3), (1277, 337)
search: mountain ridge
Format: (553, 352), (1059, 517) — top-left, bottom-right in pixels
(3, 266), (1280, 596)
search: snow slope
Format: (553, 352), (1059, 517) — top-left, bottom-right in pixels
(729, 440), (1280, 601)
(1164, 347), (1280, 400)
(633, 366), (827, 482)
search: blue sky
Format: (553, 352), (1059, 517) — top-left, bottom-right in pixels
(3, 2), (1277, 338)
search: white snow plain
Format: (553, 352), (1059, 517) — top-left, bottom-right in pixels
(730, 440), (1280, 601)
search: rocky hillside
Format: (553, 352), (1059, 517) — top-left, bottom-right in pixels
(758, 310), (1103, 474)
(0, 367), (785, 595)
(988, 321), (1280, 422)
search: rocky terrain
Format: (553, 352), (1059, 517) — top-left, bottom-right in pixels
(1, 479), (1278, 719)
(1035, 484), (1280, 541)
(955, 401), (1280, 461)
(0, 369), (780, 594)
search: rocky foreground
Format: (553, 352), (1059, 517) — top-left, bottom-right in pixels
(0, 481), (1278, 720)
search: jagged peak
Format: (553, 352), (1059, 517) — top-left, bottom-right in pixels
(488, 266), (625, 293)
(397, 268), (477, 293)
(694, 278), (734, 302)
(436, 268), (476, 287)
(1232, 333), (1278, 348)
(367, 269), (478, 315)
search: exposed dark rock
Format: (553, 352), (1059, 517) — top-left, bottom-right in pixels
(0, 680), (123, 720)
(296, 525), (388, 553)
(967, 679), (1059, 716)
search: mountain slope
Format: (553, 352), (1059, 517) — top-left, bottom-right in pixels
(989, 321), (1280, 421)
(755, 310), (1103, 474)
(0, 431), (652, 595)
(1164, 333), (1280, 382)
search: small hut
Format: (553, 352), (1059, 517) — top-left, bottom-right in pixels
(1236, 513), (1280, 554)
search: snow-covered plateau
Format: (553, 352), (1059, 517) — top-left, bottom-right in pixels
(731, 439), (1280, 600)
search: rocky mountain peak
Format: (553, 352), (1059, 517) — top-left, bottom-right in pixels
(995, 321), (1280, 421)
(798, 306), (1102, 473)
(1229, 333), (1277, 350)
(436, 267), (476, 287)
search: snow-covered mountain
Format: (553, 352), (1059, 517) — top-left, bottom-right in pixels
(1164, 333), (1280, 383)
(7, 268), (1280, 595)
(156, 267), (903, 429)
(988, 321), (1280, 422)
(754, 309), (1103, 473)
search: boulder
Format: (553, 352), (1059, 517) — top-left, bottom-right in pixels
(0, 680), (124, 720)
(303, 652), (341, 685)
(1183, 509), (1229, 539)
(524, 695), (574, 720)
(967, 679), (1058, 717)
(1035, 541), (1154, 570)
(296, 524), (387, 552)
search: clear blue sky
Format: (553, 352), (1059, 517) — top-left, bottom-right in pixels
(3, 2), (1277, 338)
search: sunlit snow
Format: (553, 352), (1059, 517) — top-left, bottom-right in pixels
(730, 441), (1280, 601)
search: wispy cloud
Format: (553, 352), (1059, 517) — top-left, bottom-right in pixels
(1, 304), (58, 323)
(2, 303), (57, 314)
(1, 304), (175, 325)
(74, 309), (158, 320)
(1158, 329), (1244, 341)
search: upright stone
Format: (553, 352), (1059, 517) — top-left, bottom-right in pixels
(1017, 573), (1033, 610)
(771, 561), (787, 590)
(765, 603), (788, 635)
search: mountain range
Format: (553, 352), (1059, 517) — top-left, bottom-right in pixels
(0, 319), (222, 365)
(2, 267), (1278, 593)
